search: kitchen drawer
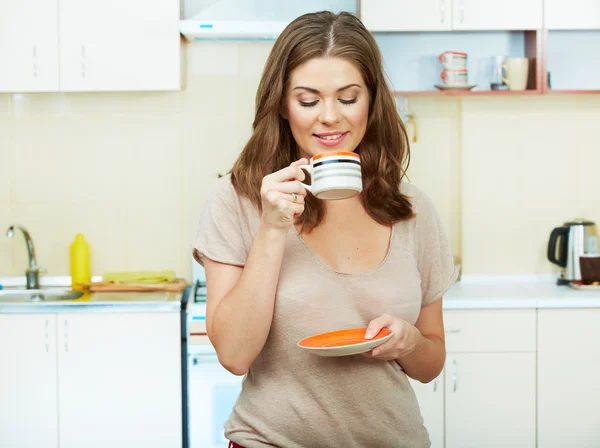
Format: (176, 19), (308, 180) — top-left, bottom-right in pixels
(443, 309), (536, 353)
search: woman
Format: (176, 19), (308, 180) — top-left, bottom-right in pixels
(193, 10), (458, 448)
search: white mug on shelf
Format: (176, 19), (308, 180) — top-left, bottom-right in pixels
(500, 57), (530, 91)
(439, 51), (468, 70)
(441, 69), (468, 86)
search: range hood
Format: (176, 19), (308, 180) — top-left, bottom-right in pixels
(178, 20), (289, 41)
(179, 0), (357, 42)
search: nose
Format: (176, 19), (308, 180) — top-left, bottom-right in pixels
(318, 99), (341, 125)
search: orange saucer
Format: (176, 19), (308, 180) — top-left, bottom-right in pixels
(297, 327), (393, 357)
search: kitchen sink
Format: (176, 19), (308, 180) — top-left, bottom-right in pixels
(0, 288), (83, 303)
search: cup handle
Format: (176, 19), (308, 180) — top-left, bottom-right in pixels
(441, 71), (446, 82)
(499, 64), (509, 87)
(298, 164), (312, 192)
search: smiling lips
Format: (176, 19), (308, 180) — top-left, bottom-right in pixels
(313, 131), (349, 147)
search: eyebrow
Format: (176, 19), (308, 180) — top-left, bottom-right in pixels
(291, 83), (362, 93)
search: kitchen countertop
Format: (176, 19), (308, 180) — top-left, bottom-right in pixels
(0, 276), (185, 313)
(2, 274), (599, 313)
(443, 274), (600, 309)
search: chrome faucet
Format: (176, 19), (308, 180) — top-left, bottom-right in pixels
(6, 224), (42, 289)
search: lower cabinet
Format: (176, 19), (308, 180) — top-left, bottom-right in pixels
(0, 312), (182, 448)
(0, 314), (59, 448)
(409, 372), (444, 448)
(537, 308), (600, 447)
(411, 309), (537, 448)
(445, 352), (536, 448)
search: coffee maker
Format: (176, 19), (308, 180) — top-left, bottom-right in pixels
(547, 219), (598, 284)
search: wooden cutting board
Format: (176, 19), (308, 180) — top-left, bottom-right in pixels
(87, 278), (187, 293)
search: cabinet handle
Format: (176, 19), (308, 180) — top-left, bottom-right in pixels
(445, 328), (461, 334)
(452, 359), (457, 392)
(64, 319), (68, 352)
(439, 0), (445, 24)
(32, 45), (37, 78)
(44, 319), (49, 352)
(459, 0), (465, 24)
(81, 45), (86, 78)
(433, 378), (437, 392)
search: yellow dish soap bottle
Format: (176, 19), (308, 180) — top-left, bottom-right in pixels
(70, 234), (90, 290)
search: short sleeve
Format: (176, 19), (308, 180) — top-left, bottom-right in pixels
(414, 189), (459, 307)
(193, 176), (249, 267)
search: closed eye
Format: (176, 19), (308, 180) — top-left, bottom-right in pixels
(299, 98), (358, 108)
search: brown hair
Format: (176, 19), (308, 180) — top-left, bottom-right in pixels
(230, 11), (413, 232)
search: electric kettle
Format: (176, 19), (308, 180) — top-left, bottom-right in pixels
(547, 219), (598, 284)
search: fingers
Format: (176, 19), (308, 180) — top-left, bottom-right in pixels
(371, 339), (397, 357)
(269, 159), (307, 183)
(265, 190), (305, 215)
(276, 180), (307, 196)
(290, 158), (309, 167)
(365, 314), (394, 339)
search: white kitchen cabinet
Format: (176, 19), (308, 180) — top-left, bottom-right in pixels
(443, 309), (537, 448)
(360, 0), (452, 31)
(56, 312), (182, 448)
(58, 0), (181, 91)
(444, 353), (536, 448)
(0, 0), (60, 92)
(452, 0), (543, 30)
(537, 309), (600, 447)
(360, 0), (542, 31)
(544, 0), (600, 29)
(0, 314), (58, 448)
(409, 372), (444, 448)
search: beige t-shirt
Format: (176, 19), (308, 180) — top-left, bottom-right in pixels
(194, 174), (458, 448)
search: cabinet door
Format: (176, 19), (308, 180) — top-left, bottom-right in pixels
(0, 314), (58, 448)
(538, 309), (600, 447)
(58, 0), (181, 91)
(360, 0), (452, 31)
(409, 372), (444, 448)
(545, 0), (600, 29)
(453, 0), (543, 30)
(445, 353), (536, 448)
(0, 0), (59, 92)
(57, 312), (182, 448)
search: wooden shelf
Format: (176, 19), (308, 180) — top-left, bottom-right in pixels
(546, 90), (600, 95)
(393, 89), (542, 97)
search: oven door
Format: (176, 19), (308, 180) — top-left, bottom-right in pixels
(187, 346), (243, 448)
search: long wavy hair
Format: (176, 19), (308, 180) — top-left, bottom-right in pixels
(230, 11), (413, 232)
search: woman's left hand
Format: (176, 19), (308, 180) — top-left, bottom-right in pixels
(363, 314), (420, 360)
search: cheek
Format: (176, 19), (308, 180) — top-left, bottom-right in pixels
(288, 106), (316, 133)
(348, 104), (369, 129)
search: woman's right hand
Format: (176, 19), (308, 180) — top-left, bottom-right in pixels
(260, 158), (308, 232)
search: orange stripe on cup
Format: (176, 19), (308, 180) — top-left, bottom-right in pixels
(313, 151), (360, 161)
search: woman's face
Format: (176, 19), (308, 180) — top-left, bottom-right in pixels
(283, 57), (369, 160)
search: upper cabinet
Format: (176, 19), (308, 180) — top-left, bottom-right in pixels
(0, 0), (181, 93)
(544, 0), (600, 30)
(59, 0), (181, 92)
(452, 0), (543, 30)
(0, 0), (60, 92)
(361, 0), (452, 31)
(361, 0), (542, 31)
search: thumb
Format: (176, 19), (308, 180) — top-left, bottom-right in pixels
(365, 314), (393, 339)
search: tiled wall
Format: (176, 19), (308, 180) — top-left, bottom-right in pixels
(1, 42), (598, 280)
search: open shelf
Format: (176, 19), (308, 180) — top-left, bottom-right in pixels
(543, 30), (600, 93)
(375, 30), (542, 96)
(392, 89), (541, 97)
